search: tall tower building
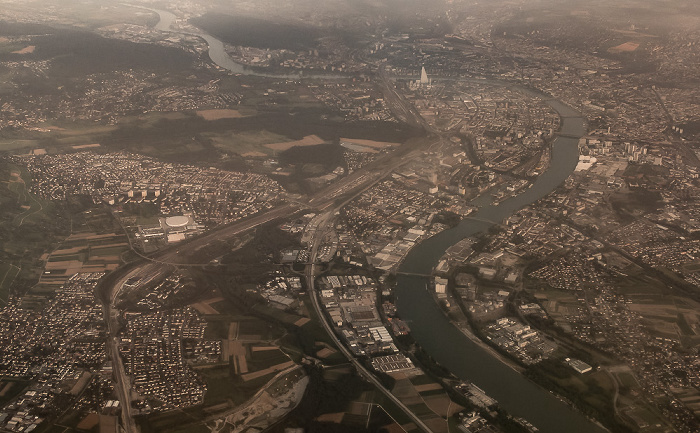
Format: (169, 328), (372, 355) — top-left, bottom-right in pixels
(420, 66), (430, 85)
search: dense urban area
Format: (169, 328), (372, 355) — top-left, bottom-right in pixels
(0, 0), (699, 433)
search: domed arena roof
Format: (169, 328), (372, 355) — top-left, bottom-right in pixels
(165, 215), (189, 229)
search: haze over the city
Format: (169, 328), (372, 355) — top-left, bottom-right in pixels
(0, 1), (698, 433)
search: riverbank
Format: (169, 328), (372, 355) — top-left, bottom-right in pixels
(134, 8), (602, 431)
(454, 315), (525, 374)
(430, 290), (526, 375)
(447, 297), (614, 433)
(147, 7), (344, 80)
(432, 284), (614, 433)
(395, 83), (608, 433)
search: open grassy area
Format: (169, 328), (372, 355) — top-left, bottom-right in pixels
(201, 364), (276, 407)
(0, 139), (43, 153)
(27, 28), (196, 77)
(0, 162), (72, 295)
(48, 254), (83, 262)
(190, 13), (322, 51)
(616, 371), (640, 390)
(527, 358), (617, 427)
(406, 402), (435, 418)
(136, 215), (161, 226)
(418, 388), (447, 397)
(2, 0), (156, 29)
(3, 165), (52, 228)
(142, 357), (298, 432)
(676, 313), (695, 336)
(251, 303), (308, 327)
(288, 296), (347, 362)
(622, 405), (669, 432)
(0, 40), (29, 55)
(248, 348), (291, 371)
(36, 209), (129, 288)
(203, 318), (232, 340)
(237, 317), (283, 340)
(409, 374), (435, 386)
(205, 129), (291, 157)
(2, 99), (417, 171)
(0, 263), (20, 303)
(614, 274), (668, 296)
(90, 245), (129, 257)
(0, 112), (169, 156)
(139, 407), (209, 433)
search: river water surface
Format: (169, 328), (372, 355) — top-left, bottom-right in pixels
(397, 101), (608, 433)
(153, 8), (335, 79)
(154, 8), (605, 431)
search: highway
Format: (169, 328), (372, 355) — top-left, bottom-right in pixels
(114, 136), (440, 272)
(98, 134), (439, 432)
(305, 211), (434, 433)
(98, 69), (439, 433)
(100, 160), (429, 433)
(102, 305), (139, 433)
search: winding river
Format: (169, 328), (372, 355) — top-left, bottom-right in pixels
(151, 8), (606, 432)
(397, 100), (608, 433)
(153, 8), (336, 79)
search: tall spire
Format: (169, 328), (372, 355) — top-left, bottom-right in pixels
(420, 66), (429, 85)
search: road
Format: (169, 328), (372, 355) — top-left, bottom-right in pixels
(110, 139), (441, 276)
(305, 211), (434, 433)
(103, 305), (139, 433)
(98, 69), (438, 433)
(100, 161), (427, 433)
(377, 67), (430, 130)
